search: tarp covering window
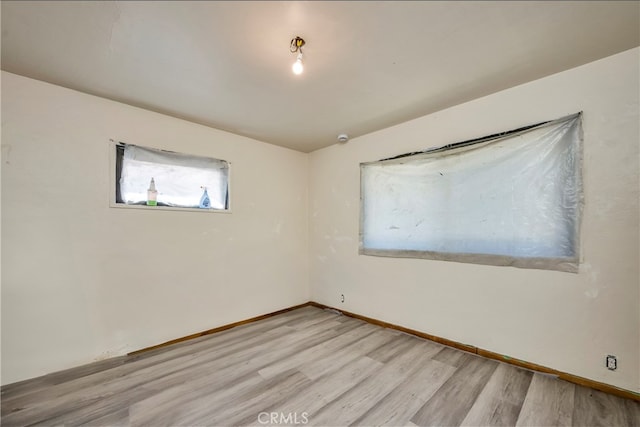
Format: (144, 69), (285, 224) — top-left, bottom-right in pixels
(360, 113), (583, 273)
(118, 144), (229, 209)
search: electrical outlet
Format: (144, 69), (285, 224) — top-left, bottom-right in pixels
(340, 294), (345, 303)
(606, 355), (617, 371)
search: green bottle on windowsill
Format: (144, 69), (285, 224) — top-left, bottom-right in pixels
(147, 178), (158, 206)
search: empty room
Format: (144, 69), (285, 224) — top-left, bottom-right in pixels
(1, 1), (639, 426)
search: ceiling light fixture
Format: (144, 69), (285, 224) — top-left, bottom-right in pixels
(290, 36), (305, 75)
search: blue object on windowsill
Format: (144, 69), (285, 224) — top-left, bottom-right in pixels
(199, 187), (211, 209)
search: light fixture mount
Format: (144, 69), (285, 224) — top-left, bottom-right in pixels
(290, 37), (305, 52)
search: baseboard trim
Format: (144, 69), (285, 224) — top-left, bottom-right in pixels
(308, 301), (640, 402)
(127, 302), (312, 356)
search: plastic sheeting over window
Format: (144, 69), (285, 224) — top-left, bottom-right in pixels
(117, 144), (229, 210)
(360, 113), (583, 273)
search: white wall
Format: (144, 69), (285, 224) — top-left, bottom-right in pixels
(309, 48), (639, 392)
(1, 72), (309, 385)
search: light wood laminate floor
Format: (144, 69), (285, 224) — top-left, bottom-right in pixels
(2, 306), (638, 426)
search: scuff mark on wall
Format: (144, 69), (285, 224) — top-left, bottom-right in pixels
(201, 228), (220, 236)
(93, 344), (128, 361)
(2, 144), (12, 165)
(107, 2), (122, 55)
(581, 263), (605, 299)
(585, 288), (600, 298)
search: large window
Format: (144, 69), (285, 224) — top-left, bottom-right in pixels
(360, 113), (582, 273)
(115, 143), (230, 211)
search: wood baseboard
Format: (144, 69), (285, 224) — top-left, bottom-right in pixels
(128, 302), (312, 356)
(308, 301), (639, 402)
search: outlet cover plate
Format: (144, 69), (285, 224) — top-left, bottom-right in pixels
(606, 355), (617, 371)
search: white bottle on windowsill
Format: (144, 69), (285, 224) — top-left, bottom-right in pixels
(147, 178), (158, 206)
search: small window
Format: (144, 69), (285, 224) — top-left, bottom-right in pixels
(360, 113), (582, 273)
(115, 143), (229, 210)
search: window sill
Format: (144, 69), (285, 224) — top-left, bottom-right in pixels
(109, 202), (231, 214)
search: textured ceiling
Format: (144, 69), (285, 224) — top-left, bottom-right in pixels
(2, 1), (639, 152)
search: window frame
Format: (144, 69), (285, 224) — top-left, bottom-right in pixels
(109, 140), (232, 214)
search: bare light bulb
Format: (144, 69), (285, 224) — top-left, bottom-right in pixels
(292, 53), (303, 75)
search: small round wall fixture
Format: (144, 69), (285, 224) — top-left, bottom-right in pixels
(337, 134), (349, 143)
